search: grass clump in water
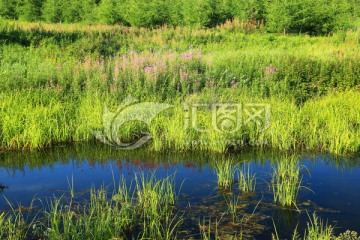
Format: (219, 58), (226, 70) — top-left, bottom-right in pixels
(238, 163), (257, 193)
(272, 155), (303, 207)
(272, 212), (335, 240)
(304, 212), (334, 240)
(42, 173), (182, 240)
(135, 172), (181, 239)
(214, 158), (239, 189)
(44, 178), (136, 239)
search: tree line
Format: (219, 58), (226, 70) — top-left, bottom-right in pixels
(0, 0), (359, 34)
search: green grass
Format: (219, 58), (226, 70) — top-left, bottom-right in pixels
(272, 212), (335, 240)
(0, 173), (183, 240)
(135, 172), (181, 239)
(238, 163), (257, 193)
(1, 90), (360, 155)
(0, 174), (357, 240)
(224, 194), (241, 223)
(214, 158), (239, 189)
(304, 212), (334, 240)
(272, 155), (302, 207)
(0, 21), (359, 154)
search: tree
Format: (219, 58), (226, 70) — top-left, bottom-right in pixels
(0, 0), (19, 19)
(122, 0), (170, 27)
(62, 0), (96, 23)
(181, 0), (212, 27)
(265, 0), (351, 35)
(208, 0), (235, 26)
(97, 0), (123, 24)
(233, 0), (265, 21)
(42, 0), (63, 22)
(265, 0), (294, 34)
(18, 0), (44, 21)
(167, 0), (183, 25)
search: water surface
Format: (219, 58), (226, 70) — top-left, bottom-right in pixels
(1, 144), (360, 238)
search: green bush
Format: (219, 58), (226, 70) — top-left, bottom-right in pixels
(265, 0), (351, 35)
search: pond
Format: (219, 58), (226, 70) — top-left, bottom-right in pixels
(0, 143), (360, 239)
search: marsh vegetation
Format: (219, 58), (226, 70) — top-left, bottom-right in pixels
(0, 21), (359, 154)
(0, 147), (359, 239)
(0, 1), (359, 238)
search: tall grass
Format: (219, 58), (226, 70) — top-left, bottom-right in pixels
(214, 158), (239, 189)
(238, 163), (257, 193)
(0, 20), (360, 154)
(272, 212), (334, 240)
(1, 90), (360, 154)
(304, 212), (334, 240)
(272, 155), (302, 207)
(0, 178), (356, 239)
(0, 199), (37, 240)
(135, 172), (182, 239)
(224, 194), (241, 223)
(17, 173), (183, 240)
(0, 211), (27, 239)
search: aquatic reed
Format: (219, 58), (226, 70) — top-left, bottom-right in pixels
(238, 163), (257, 193)
(214, 158), (239, 189)
(272, 155), (302, 207)
(304, 212), (334, 240)
(272, 212), (334, 240)
(42, 173), (182, 239)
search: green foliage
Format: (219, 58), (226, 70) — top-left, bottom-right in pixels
(42, 0), (63, 23)
(304, 212), (334, 240)
(0, 0), (19, 19)
(233, 0), (265, 21)
(265, 0), (351, 34)
(238, 164), (256, 193)
(0, 22), (359, 153)
(0, 174), (182, 239)
(181, 0), (212, 27)
(96, 0), (120, 24)
(272, 155), (302, 207)
(214, 158), (239, 189)
(61, 0), (96, 23)
(348, 0), (360, 18)
(122, 0), (170, 27)
(0, 0), (356, 34)
(17, 0), (43, 21)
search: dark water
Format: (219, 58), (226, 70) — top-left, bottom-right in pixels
(0, 143), (360, 239)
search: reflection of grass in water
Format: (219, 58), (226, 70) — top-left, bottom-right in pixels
(214, 158), (239, 189)
(238, 164), (256, 193)
(1, 172), (356, 240)
(272, 207), (299, 233)
(272, 155), (302, 208)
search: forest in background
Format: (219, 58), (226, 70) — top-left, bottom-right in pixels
(0, 0), (359, 34)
